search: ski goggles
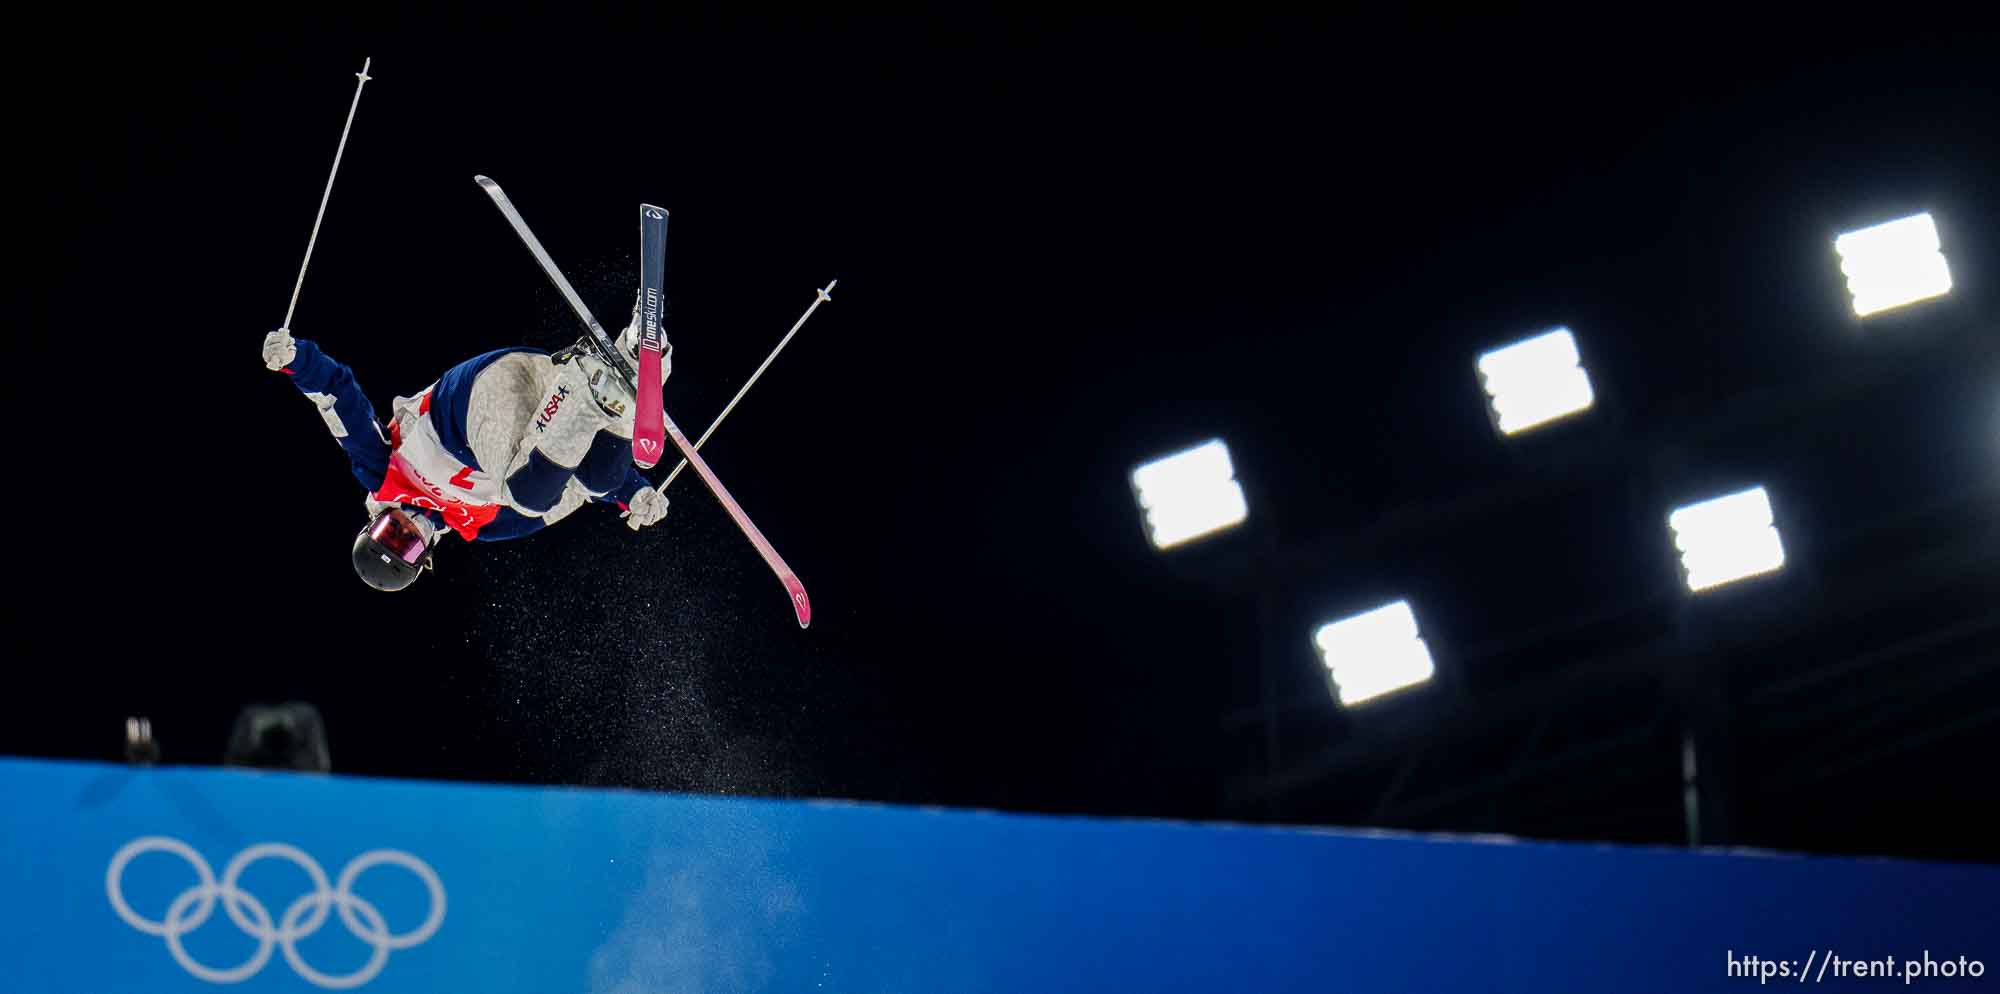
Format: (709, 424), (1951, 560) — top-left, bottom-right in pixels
(369, 509), (431, 566)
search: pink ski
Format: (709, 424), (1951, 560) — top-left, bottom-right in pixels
(633, 205), (669, 467)
(661, 414), (811, 628)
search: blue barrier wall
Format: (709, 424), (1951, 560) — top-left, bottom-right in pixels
(0, 757), (1991, 992)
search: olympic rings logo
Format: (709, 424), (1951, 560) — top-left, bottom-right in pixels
(106, 836), (446, 989)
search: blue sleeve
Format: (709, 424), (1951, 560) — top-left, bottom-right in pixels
(574, 432), (651, 506)
(283, 337), (392, 492)
(503, 450), (573, 514)
(474, 508), (548, 542)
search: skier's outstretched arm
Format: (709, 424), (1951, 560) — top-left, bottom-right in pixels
(263, 330), (390, 492)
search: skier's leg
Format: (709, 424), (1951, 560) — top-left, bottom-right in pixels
(466, 352), (643, 517)
(463, 352), (551, 475)
(498, 357), (625, 514)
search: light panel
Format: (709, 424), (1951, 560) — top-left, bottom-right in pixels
(1669, 486), (1787, 593)
(1477, 328), (1596, 435)
(1834, 212), (1953, 317)
(1131, 440), (1248, 550)
(1313, 600), (1436, 706)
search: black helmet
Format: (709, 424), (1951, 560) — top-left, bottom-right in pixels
(351, 508), (435, 591)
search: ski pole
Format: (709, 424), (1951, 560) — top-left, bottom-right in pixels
(659, 279), (836, 491)
(279, 57), (373, 334)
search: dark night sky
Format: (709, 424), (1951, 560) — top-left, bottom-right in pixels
(20, 13), (2000, 859)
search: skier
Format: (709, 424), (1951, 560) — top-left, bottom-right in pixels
(263, 309), (672, 591)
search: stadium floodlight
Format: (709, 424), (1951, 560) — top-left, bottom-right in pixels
(1476, 327), (1596, 435)
(1834, 212), (1953, 317)
(1131, 439), (1248, 550)
(1668, 486), (1786, 593)
(1312, 600), (1436, 706)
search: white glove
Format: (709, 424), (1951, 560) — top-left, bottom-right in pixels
(623, 486), (669, 531)
(262, 329), (297, 371)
